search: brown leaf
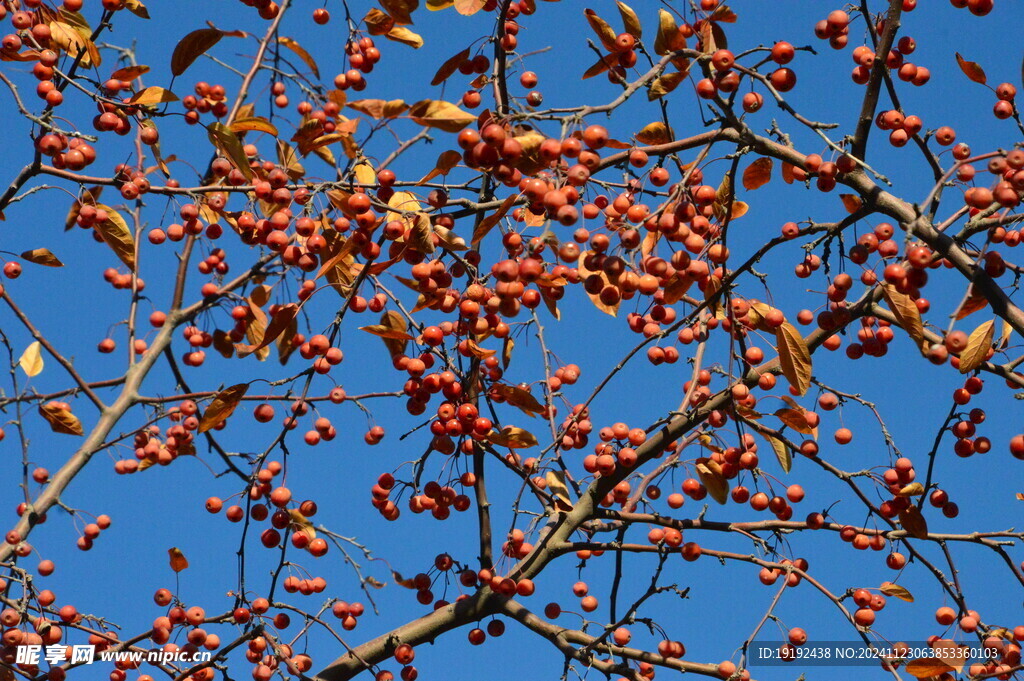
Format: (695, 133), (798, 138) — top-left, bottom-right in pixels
(647, 69), (687, 100)
(39, 403), (83, 436)
(582, 54), (614, 80)
(760, 431), (792, 473)
(742, 157), (773, 190)
(616, 1), (641, 37)
(381, 0), (418, 23)
(775, 322), (811, 395)
(904, 658), (953, 679)
(881, 284), (926, 351)
(408, 99), (475, 132)
(237, 304), (298, 358)
(879, 581), (914, 602)
(955, 286), (988, 319)
(198, 384), (249, 433)
(635, 121), (671, 145)
(696, 460), (728, 504)
(781, 161), (795, 184)
(432, 47), (471, 86)
(774, 409), (816, 437)
(493, 384), (544, 416)
(473, 194), (518, 244)
(578, 251), (619, 317)
(366, 311), (410, 358)
(230, 117), (278, 136)
(958, 319), (994, 373)
(583, 9), (617, 51)
(276, 140), (305, 179)
(168, 548), (189, 573)
(288, 509), (317, 540)
(94, 205), (136, 271)
(348, 98), (409, 119)
(128, 86), (178, 106)
(419, 150), (463, 183)
(171, 27), (229, 76)
(364, 8), (395, 34)
(488, 426), (538, 449)
(662, 274), (692, 305)
(955, 52), (987, 84)
(208, 122), (253, 180)
(20, 248), (63, 267)
(654, 9), (686, 55)
(839, 194), (862, 214)
(501, 337), (514, 369)
(110, 64), (149, 81)
(899, 506), (929, 539)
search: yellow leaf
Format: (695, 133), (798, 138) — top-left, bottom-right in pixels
(353, 161), (377, 186)
(124, 0), (149, 18)
(654, 9), (686, 55)
(465, 338), (495, 359)
(454, 0), (485, 15)
(545, 471), (573, 511)
(647, 70), (688, 100)
(386, 25), (424, 48)
(958, 319), (994, 374)
(229, 117), (279, 136)
(774, 409), (817, 438)
(39, 403), (82, 436)
(236, 304), (298, 358)
(288, 509), (316, 540)
(408, 99), (475, 132)
(168, 548), (189, 573)
(696, 460), (728, 504)
(775, 322), (812, 396)
(760, 431), (791, 473)
(419, 149), (463, 183)
(348, 98), (408, 119)
(742, 158), (773, 190)
(635, 121), (671, 146)
(879, 582), (914, 602)
(128, 86), (178, 106)
(363, 311), (410, 358)
(208, 122), (253, 180)
(20, 248), (63, 267)
(839, 194), (862, 214)
(489, 426), (538, 449)
(198, 384), (249, 433)
(19, 342), (43, 377)
(904, 658), (953, 679)
(94, 205), (137, 271)
(616, 1), (641, 37)
(897, 482), (925, 497)
(278, 36), (320, 78)
(276, 140), (305, 179)
(881, 284), (926, 351)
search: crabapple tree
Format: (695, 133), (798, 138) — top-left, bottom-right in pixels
(1, 1), (1024, 681)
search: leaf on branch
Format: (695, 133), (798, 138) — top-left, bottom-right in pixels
(774, 409), (817, 437)
(898, 506), (928, 540)
(236, 304), (298, 358)
(955, 286), (988, 319)
(20, 248), (63, 267)
(230, 117), (278, 136)
(49, 20), (99, 66)
(654, 9), (686, 55)
(276, 140), (305, 180)
(208, 122), (253, 180)
(955, 52), (987, 84)
(348, 98), (409, 119)
(386, 26), (424, 48)
(39, 402), (83, 436)
(635, 121), (672, 145)
(408, 99), (475, 132)
(760, 431), (792, 473)
(578, 250), (619, 316)
(881, 284), (926, 352)
(432, 47), (471, 86)
(647, 70), (687, 100)
(583, 9), (618, 52)
(128, 86), (178, 106)
(582, 54), (614, 80)
(453, 0), (486, 15)
(774, 322), (811, 396)
(362, 311), (411, 358)
(19, 342), (44, 377)
(110, 64), (149, 81)
(124, 0), (149, 18)
(696, 460), (728, 504)
(488, 426), (538, 449)
(502, 337), (514, 369)
(94, 205), (136, 271)
(879, 581), (914, 602)
(898, 482), (925, 497)
(781, 161), (795, 184)
(839, 194), (862, 214)
(742, 157), (773, 190)
(419, 150), (463, 183)
(473, 194), (518, 244)
(492, 384), (544, 417)
(364, 8), (396, 34)
(904, 658), (954, 679)
(288, 509), (317, 541)
(171, 27), (235, 76)
(616, 1), (641, 37)
(545, 471), (574, 511)
(958, 319), (994, 373)
(168, 548), (189, 573)
(198, 384), (249, 433)
(381, 0), (419, 23)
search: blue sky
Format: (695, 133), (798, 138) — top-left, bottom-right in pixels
(1, 1), (1023, 680)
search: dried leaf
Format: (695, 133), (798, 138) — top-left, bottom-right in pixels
(454, 0), (485, 15)
(647, 70), (687, 100)
(473, 194), (518, 244)
(493, 384), (544, 416)
(237, 304), (298, 358)
(781, 161), (795, 184)
(386, 26), (424, 48)
(419, 149), (463, 183)
(489, 426), (538, 449)
(898, 482), (925, 497)
(635, 121), (671, 145)
(578, 251), (619, 316)
(208, 122), (253, 180)
(364, 8), (395, 34)
(408, 99), (475, 132)
(742, 158), (773, 190)
(432, 46), (471, 86)
(128, 86), (178, 106)
(958, 319), (994, 373)
(39, 403), (82, 436)
(582, 54), (613, 80)
(198, 384), (249, 433)
(760, 431), (791, 473)
(880, 582), (914, 602)
(899, 506), (928, 539)
(502, 337), (514, 369)
(171, 27), (228, 76)
(955, 52), (986, 85)
(839, 194), (862, 214)
(381, 0), (418, 23)
(775, 322), (811, 396)
(278, 36), (319, 78)
(49, 20), (97, 66)
(230, 117), (279, 136)
(168, 548), (189, 573)
(287, 509), (316, 540)
(654, 9), (686, 55)
(583, 9), (617, 51)
(774, 409), (817, 437)
(20, 248), (63, 267)
(881, 284), (926, 351)
(616, 2), (641, 37)
(545, 471), (573, 511)
(110, 64), (149, 81)
(94, 205), (136, 271)
(124, 0), (149, 18)
(904, 658), (953, 679)
(19, 342), (43, 377)
(365, 311), (410, 358)
(276, 140), (305, 179)
(696, 460), (728, 504)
